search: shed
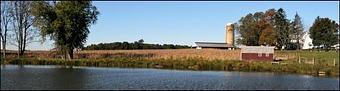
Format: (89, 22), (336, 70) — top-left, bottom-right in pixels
(240, 46), (275, 61)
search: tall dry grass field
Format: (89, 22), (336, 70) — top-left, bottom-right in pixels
(4, 49), (241, 60)
(4, 49), (338, 64)
(77, 49), (241, 60)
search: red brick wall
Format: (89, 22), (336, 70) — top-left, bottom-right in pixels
(241, 53), (273, 61)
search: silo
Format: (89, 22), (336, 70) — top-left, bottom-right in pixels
(225, 23), (234, 45)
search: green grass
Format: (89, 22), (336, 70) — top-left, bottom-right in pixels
(2, 57), (339, 77)
(276, 50), (339, 65)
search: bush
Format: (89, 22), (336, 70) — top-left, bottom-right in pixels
(286, 43), (299, 50)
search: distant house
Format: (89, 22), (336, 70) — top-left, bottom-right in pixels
(194, 42), (234, 50)
(302, 32), (339, 49)
(302, 33), (313, 49)
(240, 46), (275, 61)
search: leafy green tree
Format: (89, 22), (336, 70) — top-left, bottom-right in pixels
(259, 25), (275, 45)
(273, 8), (290, 50)
(238, 8), (276, 46)
(137, 39), (144, 49)
(258, 9), (276, 46)
(289, 12), (304, 50)
(31, 1), (99, 59)
(238, 13), (259, 46)
(309, 16), (339, 50)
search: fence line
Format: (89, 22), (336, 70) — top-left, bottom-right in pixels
(298, 56), (338, 66)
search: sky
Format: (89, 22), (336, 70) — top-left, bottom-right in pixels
(5, 1), (339, 50)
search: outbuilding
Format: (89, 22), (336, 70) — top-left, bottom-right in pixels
(194, 42), (234, 50)
(240, 46), (275, 61)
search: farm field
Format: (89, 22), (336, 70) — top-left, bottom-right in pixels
(3, 49), (339, 62)
(1, 49), (339, 77)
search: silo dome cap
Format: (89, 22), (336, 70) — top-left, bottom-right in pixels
(226, 23), (233, 26)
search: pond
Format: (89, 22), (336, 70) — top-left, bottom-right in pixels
(1, 65), (339, 90)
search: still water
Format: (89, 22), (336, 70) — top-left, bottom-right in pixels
(1, 65), (339, 90)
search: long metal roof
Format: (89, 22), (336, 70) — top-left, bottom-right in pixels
(240, 46), (275, 53)
(194, 42), (233, 48)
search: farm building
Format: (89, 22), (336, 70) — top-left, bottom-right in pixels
(194, 23), (235, 50)
(302, 32), (339, 49)
(240, 46), (275, 61)
(194, 42), (234, 49)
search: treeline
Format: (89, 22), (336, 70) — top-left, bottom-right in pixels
(236, 8), (339, 50)
(83, 39), (190, 50)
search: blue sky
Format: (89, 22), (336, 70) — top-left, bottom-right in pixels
(9, 1), (339, 50)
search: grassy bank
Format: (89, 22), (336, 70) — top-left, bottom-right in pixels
(1, 57), (339, 77)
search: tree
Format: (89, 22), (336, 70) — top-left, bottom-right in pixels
(1, 1), (12, 58)
(238, 13), (259, 46)
(82, 39), (190, 50)
(258, 9), (276, 46)
(309, 16), (339, 51)
(238, 8), (276, 46)
(273, 8), (290, 50)
(136, 39), (144, 49)
(31, 1), (99, 59)
(289, 12), (304, 50)
(259, 25), (275, 45)
(9, 1), (38, 57)
(233, 23), (242, 47)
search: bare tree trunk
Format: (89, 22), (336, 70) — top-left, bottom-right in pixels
(70, 48), (73, 59)
(66, 50), (70, 60)
(3, 34), (6, 58)
(21, 26), (28, 56)
(18, 26), (23, 57)
(63, 49), (67, 60)
(0, 32), (6, 59)
(66, 48), (74, 60)
(0, 34), (2, 59)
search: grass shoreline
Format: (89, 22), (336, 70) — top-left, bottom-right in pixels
(1, 57), (339, 77)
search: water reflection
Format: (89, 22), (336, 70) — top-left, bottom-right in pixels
(1, 65), (339, 90)
(1, 64), (5, 69)
(48, 67), (88, 89)
(1, 65), (90, 90)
